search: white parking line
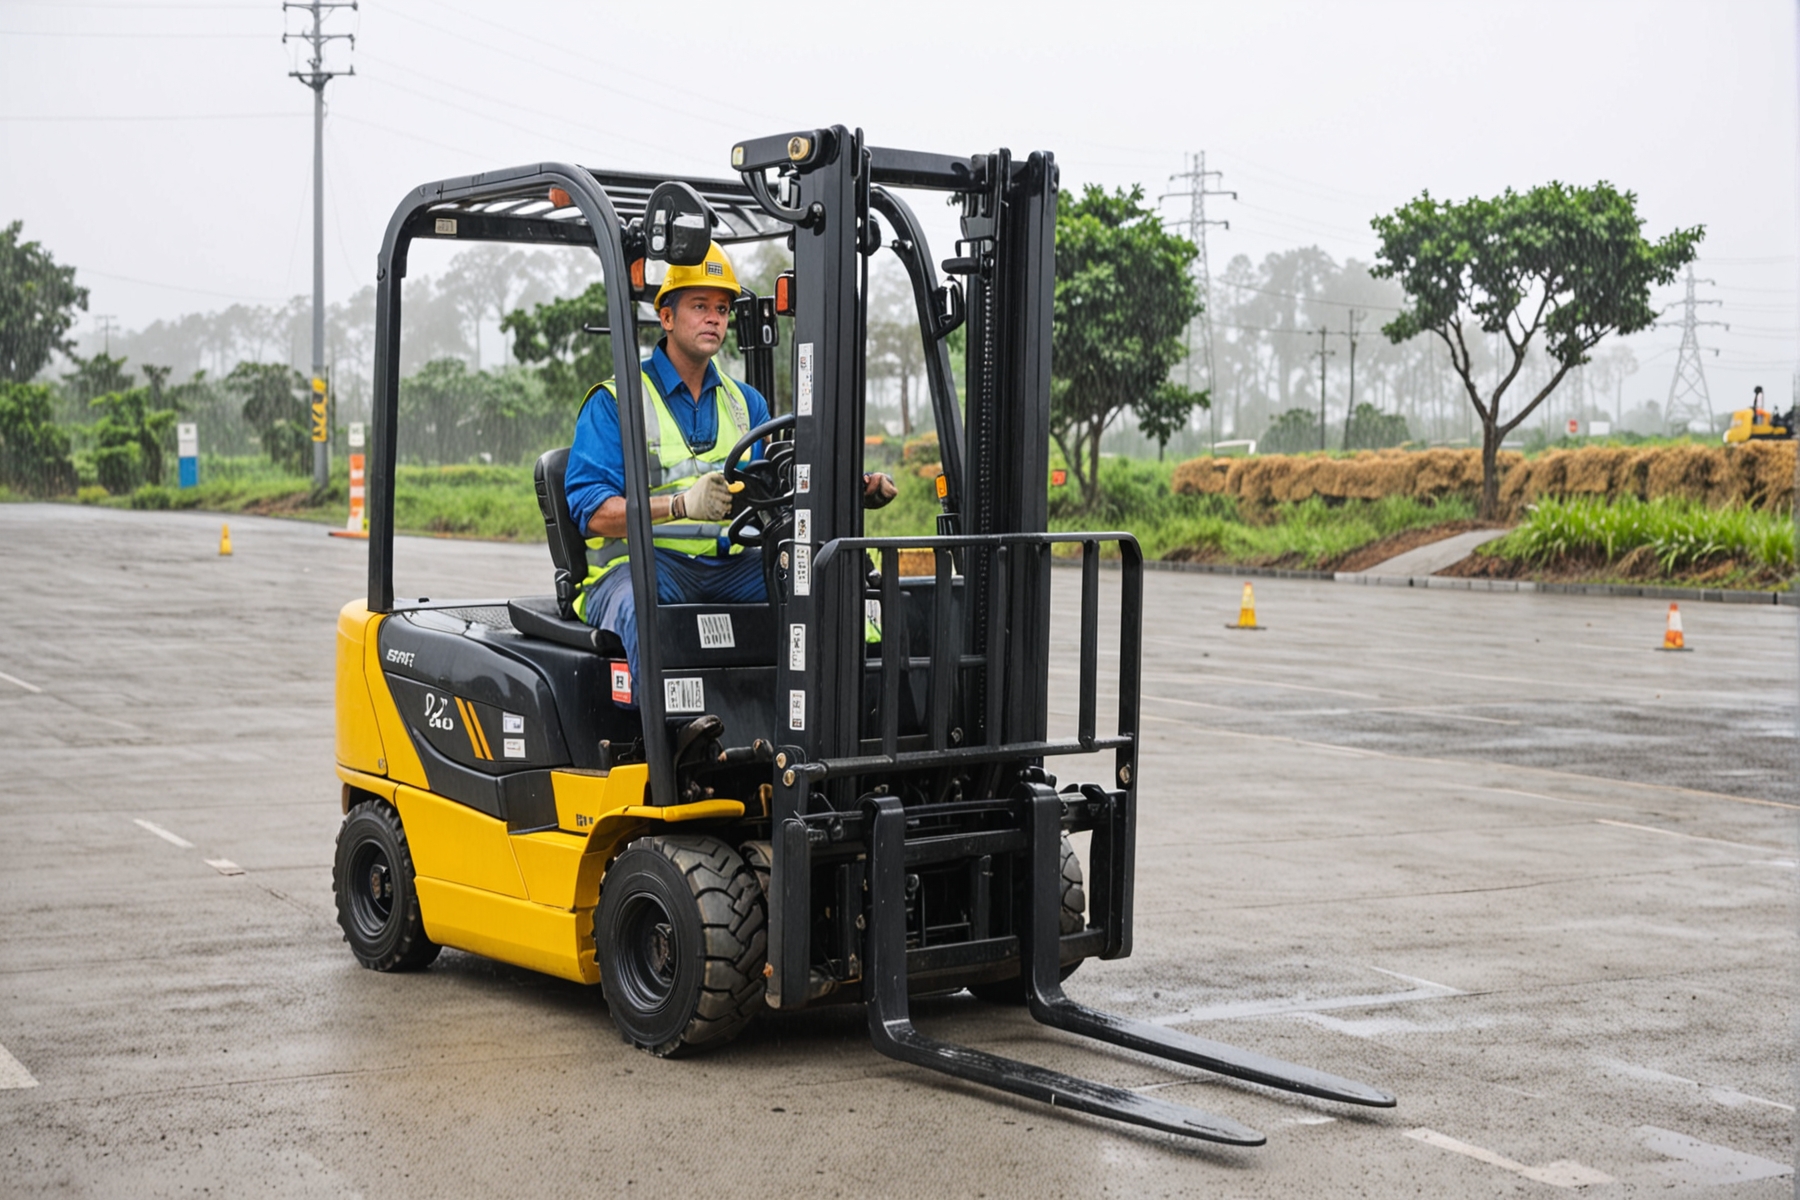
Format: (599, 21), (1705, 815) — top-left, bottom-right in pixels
(204, 858), (245, 876)
(1636, 1125), (1792, 1185)
(133, 819), (194, 849)
(1594, 818), (1793, 857)
(0, 669), (42, 694)
(1149, 968), (1463, 1025)
(1595, 1057), (1795, 1112)
(1406, 1127), (1613, 1187)
(0, 1042), (39, 1089)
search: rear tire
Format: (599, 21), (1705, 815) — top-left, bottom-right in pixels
(969, 836), (1086, 1004)
(596, 835), (766, 1057)
(333, 801), (441, 972)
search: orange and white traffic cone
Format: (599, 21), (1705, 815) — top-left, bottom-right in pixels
(1658, 602), (1688, 651)
(1226, 581), (1265, 631)
(219, 523), (233, 556)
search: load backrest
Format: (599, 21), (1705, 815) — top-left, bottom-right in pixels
(533, 447), (590, 619)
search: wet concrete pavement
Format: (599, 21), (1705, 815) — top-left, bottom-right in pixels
(0, 504), (1793, 1197)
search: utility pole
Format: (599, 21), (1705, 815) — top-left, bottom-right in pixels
(1660, 263), (1726, 435)
(284, 0), (356, 491)
(1341, 309), (1364, 450)
(94, 314), (118, 356)
(1312, 328), (1334, 452)
(1163, 152), (1235, 450)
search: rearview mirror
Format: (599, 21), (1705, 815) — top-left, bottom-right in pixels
(643, 181), (715, 266)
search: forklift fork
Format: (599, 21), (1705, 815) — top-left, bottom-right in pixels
(1019, 783), (1397, 1109)
(861, 795), (1267, 1145)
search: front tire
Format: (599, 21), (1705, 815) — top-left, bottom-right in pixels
(333, 801), (441, 972)
(596, 835), (766, 1057)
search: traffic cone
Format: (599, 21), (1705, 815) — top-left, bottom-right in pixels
(219, 523), (232, 556)
(1226, 581), (1265, 630)
(1658, 602), (1688, 651)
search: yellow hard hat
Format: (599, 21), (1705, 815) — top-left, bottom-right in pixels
(655, 242), (741, 308)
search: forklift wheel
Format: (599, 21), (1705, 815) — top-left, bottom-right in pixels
(969, 837), (1086, 1004)
(596, 835), (767, 1057)
(333, 801), (441, 972)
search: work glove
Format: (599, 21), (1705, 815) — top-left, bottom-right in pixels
(676, 471), (734, 522)
(862, 472), (898, 509)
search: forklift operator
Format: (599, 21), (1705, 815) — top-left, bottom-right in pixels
(564, 240), (896, 703)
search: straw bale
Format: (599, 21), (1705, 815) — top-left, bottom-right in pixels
(1726, 440), (1796, 511)
(1645, 443), (1726, 503)
(1561, 447), (1632, 496)
(1170, 457), (1232, 495)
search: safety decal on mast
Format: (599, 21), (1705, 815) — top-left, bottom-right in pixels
(788, 689), (805, 731)
(788, 623), (806, 671)
(796, 343), (814, 416)
(795, 464), (811, 494)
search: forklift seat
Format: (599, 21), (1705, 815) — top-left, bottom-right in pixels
(526, 447), (776, 669)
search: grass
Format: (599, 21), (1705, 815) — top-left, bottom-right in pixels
(1483, 495), (1794, 582)
(870, 456), (1475, 568)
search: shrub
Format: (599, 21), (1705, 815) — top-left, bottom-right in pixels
(129, 484), (175, 510)
(0, 380), (77, 495)
(76, 484), (108, 504)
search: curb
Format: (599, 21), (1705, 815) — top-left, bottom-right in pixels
(1054, 558), (1796, 605)
(1333, 572), (1797, 606)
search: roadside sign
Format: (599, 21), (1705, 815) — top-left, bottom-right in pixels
(177, 423), (198, 488)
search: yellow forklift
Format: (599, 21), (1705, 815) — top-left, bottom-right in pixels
(1722, 386), (1794, 443)
(331, 126), (1393, 1144)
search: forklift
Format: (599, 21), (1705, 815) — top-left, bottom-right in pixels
(331, 125), (1394, 1145)
(1722, 386), (1794, 444)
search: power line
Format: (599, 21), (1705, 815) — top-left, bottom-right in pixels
(1311, 327), (1335, 451)
(1164, 151), (1234, 447)
(1660, 264), (1726, 433)
(0, 112), (304, 122)
(284, 0), (355, 491)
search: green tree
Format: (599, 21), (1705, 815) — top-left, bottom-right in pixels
(1051, 185), (1201, 509)
(89, 377), (179, 494)
(1259, 407), (1322, 455)
(230, 361), (310, 473)
(1135, 381), (1209, 460)
(1342, 403), (1410, 450)
(0, 381), (76, 495)
(0, 222), (89, 383)
(501, 280), (615, 402)
(1371, 182), (1701, 518)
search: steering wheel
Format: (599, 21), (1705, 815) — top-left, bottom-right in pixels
(722, 412), (795, 549)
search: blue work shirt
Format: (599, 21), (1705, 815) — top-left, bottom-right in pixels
(564, 341), (771, 536)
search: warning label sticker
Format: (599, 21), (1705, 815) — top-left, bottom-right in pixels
(697, 612), (735, 649)
(795, 464), (811, 494)
(789, 623), (805, 671)
(797, 343), (814, 416)
(665, 677), (705, 713)
(793, 544), (811, 596)
(502, 738), (525, 759)
(502, 713), (524, 734)
(788, 689), (805, 731)
(611, 664), (631, 704)
(794, 508), (811, 543)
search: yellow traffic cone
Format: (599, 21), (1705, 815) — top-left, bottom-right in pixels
(1658, 602), (1688, 651)
(219, 523), (233, 556)
(1226, 581), (1265, 630)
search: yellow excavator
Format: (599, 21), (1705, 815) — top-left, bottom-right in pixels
(1722, 386), (1793, 444)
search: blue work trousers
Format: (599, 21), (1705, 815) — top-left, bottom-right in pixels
(580, 548), (766, 708)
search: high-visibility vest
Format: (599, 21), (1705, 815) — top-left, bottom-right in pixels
(573, 369), (753, 618)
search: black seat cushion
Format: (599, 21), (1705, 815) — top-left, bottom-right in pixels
(508, 595), (626, 657)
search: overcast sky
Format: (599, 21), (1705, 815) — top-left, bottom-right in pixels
(3, 0), (1795, 413)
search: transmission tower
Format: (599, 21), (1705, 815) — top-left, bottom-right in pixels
(1163, 152), (1234, 448)
(284, 0), (356, 490)
(1661, 264), (1726, 434)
